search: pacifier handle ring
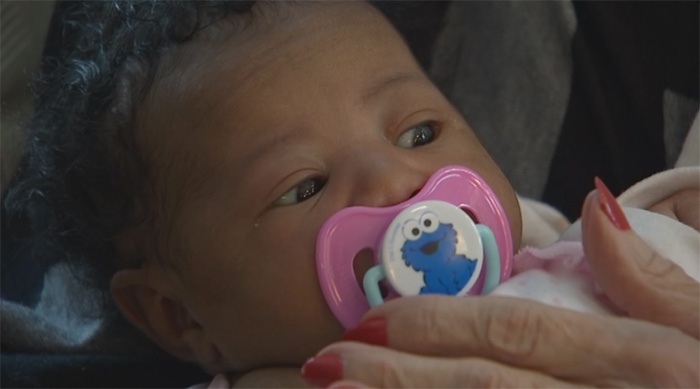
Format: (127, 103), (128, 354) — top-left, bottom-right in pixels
(363, 265), (386, 308)
(477, 224), (501, 294)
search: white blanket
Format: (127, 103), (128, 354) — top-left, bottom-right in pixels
(498, 111), (700, 312)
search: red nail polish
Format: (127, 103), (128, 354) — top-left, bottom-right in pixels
(301, 354), (343, 388)
(594, 177), (630, 231)
(342, 317), (387, 345)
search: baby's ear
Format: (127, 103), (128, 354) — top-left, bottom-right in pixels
(110, 269), (221, 370)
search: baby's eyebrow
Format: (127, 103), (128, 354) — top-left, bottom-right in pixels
(360, 71), (425, 104)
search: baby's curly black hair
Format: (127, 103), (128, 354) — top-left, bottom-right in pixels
(4, 1), (257, 301)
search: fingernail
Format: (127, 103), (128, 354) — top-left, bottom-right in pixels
(594, 177), (630, 231)
(342, 317), (387, 345)
(301, 354), (343, 388)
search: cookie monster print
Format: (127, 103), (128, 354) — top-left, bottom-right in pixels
(401, 216), (477, 295)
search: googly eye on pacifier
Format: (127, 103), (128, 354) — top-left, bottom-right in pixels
(380, 200), (484, 296)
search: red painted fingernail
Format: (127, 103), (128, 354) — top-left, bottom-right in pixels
(594, 177), (630, 231)
(301, 354), (343, 388)
(342, 317), (387, 345)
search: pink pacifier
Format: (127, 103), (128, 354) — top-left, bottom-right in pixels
(316, 165), (513, 328)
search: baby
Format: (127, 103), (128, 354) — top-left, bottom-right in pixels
(10, 0), (520, 376)
(114, 0), (523, 373)
(7, 0), (697, 387)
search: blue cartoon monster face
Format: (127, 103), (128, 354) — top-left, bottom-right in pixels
(400, 211), (477, 295)
(401, 219), (456, 270)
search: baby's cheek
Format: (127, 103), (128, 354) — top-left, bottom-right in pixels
(209, 292), (342, 371)
(216, 259), (342, 369)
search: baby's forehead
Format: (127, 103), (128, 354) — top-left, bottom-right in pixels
(140, 1), (407, 137)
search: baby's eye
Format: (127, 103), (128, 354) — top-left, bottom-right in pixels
(274, 177), (326, 205)
(396, 122), (437, 149)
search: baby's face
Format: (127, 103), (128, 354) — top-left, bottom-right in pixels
(136, 2), (521, 372)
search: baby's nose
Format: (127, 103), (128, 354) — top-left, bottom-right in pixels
(347, 152), (431, 208)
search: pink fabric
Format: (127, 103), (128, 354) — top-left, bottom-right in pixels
(490, 241), (615, 315)
(513, 241), (589, 275)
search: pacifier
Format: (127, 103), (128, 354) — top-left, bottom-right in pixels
(316, 165), (513, 328)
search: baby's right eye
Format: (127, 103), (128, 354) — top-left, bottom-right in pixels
(274, 177), (326, 205)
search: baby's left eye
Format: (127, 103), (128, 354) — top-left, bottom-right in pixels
(396, 122), (437, 149)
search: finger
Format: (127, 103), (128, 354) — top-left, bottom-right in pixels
(304, 342), (584, 388)
(343, 295), (699, 387)
(582, 178), (700, 338)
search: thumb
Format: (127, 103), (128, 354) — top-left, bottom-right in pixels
(582, 177), (699, 339)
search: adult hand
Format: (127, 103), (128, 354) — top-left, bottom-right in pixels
(301, 179), (699, 388)
(197, 368), (309, 388)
